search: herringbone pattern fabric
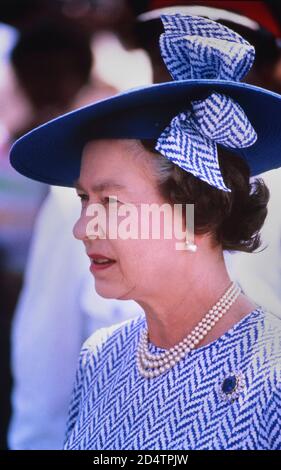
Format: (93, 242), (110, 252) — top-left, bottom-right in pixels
(159, 14), (255, 82)
(155, 14), (257, 192)
(64, 308), (281, 450)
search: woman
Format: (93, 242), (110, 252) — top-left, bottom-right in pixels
(10, 14), (281, 449)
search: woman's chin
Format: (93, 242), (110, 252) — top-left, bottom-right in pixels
(93, 279), (125, 299)
(94, 279), (135, 301)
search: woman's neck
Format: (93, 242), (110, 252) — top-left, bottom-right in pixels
(137, 251), (256, 350)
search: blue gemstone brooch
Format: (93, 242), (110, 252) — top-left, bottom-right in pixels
(218, 371), (246, 403)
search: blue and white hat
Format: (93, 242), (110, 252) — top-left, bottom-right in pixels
(9, 14), (281, 189)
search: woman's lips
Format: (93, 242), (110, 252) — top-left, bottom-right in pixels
(90, 259), (116, 273)
(88, 253), (116, 273)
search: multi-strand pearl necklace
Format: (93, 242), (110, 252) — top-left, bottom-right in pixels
(136, 281), (241, 379)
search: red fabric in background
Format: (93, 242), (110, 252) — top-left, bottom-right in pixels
(149, 1), (281, 37)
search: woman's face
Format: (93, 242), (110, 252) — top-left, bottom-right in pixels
(73, 139), (191, 302)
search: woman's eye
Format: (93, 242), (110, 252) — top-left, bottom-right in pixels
(102, 196), (120, 205)
(77, 193), (89, 202)
(76, 194), (120, 205)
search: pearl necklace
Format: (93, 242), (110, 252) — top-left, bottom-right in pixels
(136, 281), (241, 379)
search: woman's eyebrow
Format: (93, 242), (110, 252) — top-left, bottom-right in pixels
(74, 179), (126, 193)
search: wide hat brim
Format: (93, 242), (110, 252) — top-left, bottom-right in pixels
(9, 79), (281, 187)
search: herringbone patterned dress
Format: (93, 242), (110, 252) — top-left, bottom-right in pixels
(64, 307), (281, 450)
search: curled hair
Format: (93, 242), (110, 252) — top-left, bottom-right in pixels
(140, 139), (269, 253)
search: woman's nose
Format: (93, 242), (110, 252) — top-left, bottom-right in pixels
(73, 214), (89, 241)
(73, 212), (106, 241)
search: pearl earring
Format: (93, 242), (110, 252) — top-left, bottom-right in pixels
(185, 240), (197, 252)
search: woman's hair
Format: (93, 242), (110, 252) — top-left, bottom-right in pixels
(140, 139), (270, 253)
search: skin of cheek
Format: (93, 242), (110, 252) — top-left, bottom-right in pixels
(93, 238), (179, 301)
(93, 211), (190, 303)
(92, 238), (141, 300)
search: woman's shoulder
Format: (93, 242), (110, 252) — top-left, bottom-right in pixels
(239, 306), (281, 349)
(247, 307), (281, 353)
(248, 308), (281, 388)
(263, 308), (281, 327)
(81, 311), (145, 357)
(259, 308), (281, 349)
